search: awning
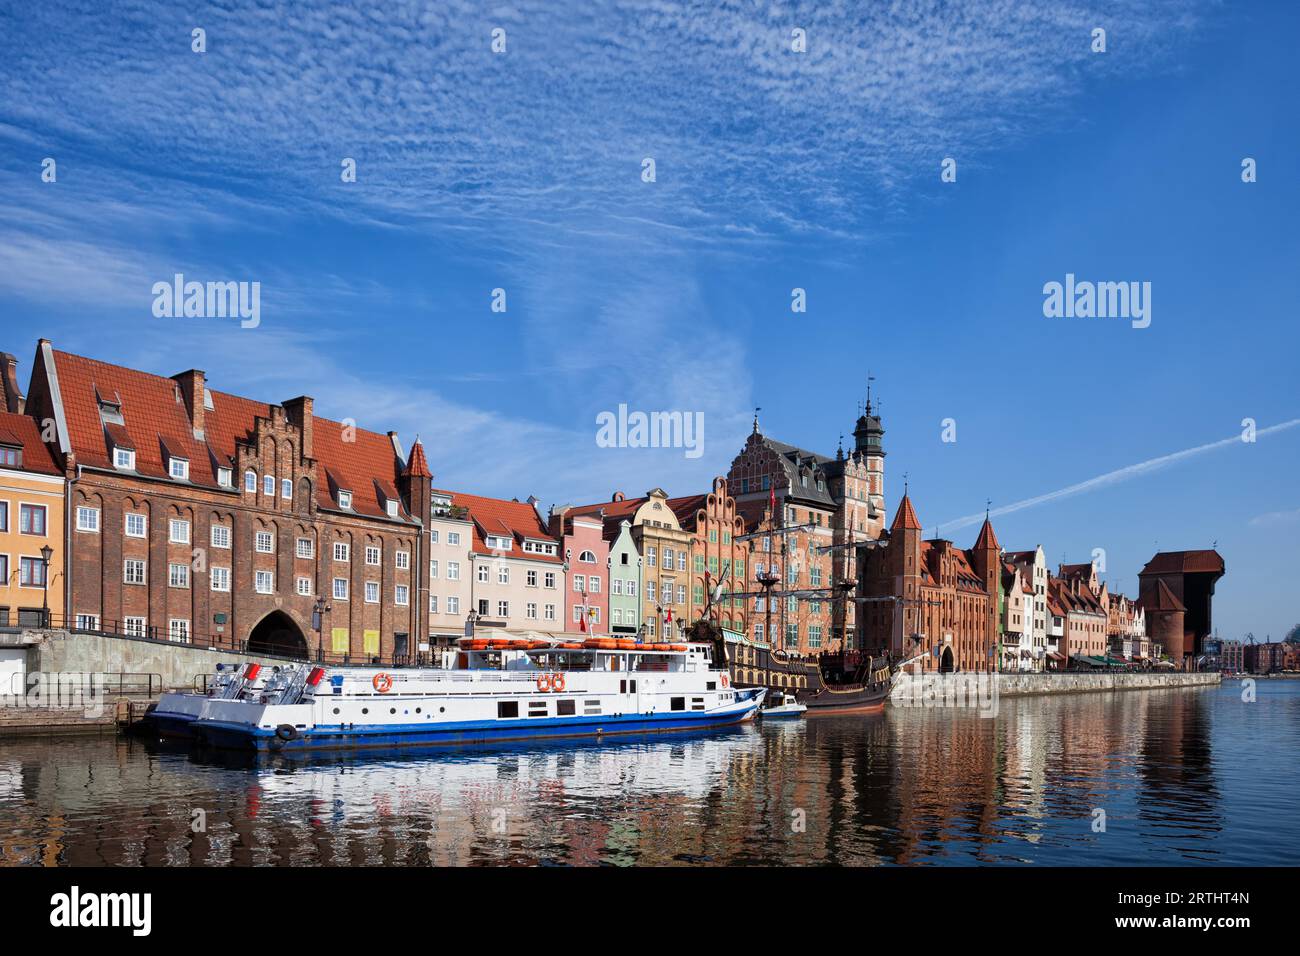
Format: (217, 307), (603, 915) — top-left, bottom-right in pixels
(1046, 651), (1065, 661)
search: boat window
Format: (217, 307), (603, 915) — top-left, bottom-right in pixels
(629, 680), (637, 693)
(528, 701), (547, 717)
(584, 698), (601, 715)
(670, 697), (685, 711)
(706, 681), (716, 691)
(692, 697), (705, 711)
(619, 679), (627, 693)
(498, 701), (519, 719)
(557, 699), (576, 716)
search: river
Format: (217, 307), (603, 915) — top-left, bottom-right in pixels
(0, 679), (1294, 866)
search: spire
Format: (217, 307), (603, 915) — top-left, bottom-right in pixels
(975, 514), (999, 552)
(752, 406), (762, 435)
(890, 493), (922, 533)
(403, 437), (431, 478)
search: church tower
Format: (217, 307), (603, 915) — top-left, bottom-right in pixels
(851, 387), (886, 531)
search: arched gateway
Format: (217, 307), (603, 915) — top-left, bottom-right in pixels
(247, 610), (310, 659)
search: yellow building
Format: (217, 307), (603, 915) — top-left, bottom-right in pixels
(0, 410), (65, 630)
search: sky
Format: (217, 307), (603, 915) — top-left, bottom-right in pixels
(1, 1), (1297, 642)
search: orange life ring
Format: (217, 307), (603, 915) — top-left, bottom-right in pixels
(551, 672), (566, 693)
(373, 673), (394, 693)
(721, 674), (729, 688)
(536, 673), (553, 692)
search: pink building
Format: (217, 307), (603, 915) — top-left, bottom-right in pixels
(549, 509), (610, 634)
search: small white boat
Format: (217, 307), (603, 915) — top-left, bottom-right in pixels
(757, 690), (807, 720)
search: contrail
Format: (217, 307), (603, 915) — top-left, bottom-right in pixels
(942, 418), (1300, 532)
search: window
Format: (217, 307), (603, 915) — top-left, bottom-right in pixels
(296, 576), (312, 596)
(76, 506), (100, 532)
(262, 475), (274, 496)
(244, 470), (256, 492)
(333, 578), (349, 600)
(0, 554), (9, 583)
(366, 546), (380, 566)
(124, 617), (147, 637)
(677, 585), (685, 604)
(217, 466), (232, 487)
(498, 701), (519, 719)
(663, 548), (673, 568)
(296, 537), (313, 558)
(557, 699), (576, 716)
(20, 556), (46, 587)
(0, 502), (6, 532)
(497, 566), (509, 585)
(544, 572), (556, 589)
(169, 563), (189, 588)
(168, 619), (190, 643)
(526, 602), (537, 619)
(447, 531), (461, 546)
(396, 550), (409, 570)
(395, 585), (409, 606)
(169, 518), (190, 544)
(255, 570), (273, 594)
(210, 524), (230, 549)
(279, 478), (291, 500)
(497, 600), (509, 617)
(0, 444), (21, 468)
(74, 614), (99, 630)
(20, 504), (47, 535)
(447, 561), (460, 581)
(647, 581), (656, 602)
(338, 491), (352, 510)
(573, 574), (585, 593)
(478, 599), (489, 616)
(124, 559), (146, 585)
(612, 578), (622, 595)
(429, 559), (439, 579)
(626, 580), (636, 597)
(429, 594), (439, 613)
(647, 546), (656, 567)
(386, 500), (399, 518)
(255, 531), (274, 553)
(447, 596), (460, 614)
(579, 549), (596, 563)
(114, 447), (135, 470)
(589, 576), (601, 594)
(477, 564), (489, 584)
(365, 581), (380, 604)
(333, 542), (350, 562)
(670, 697), (685, 712)
(544, 604), (556, 621)
(612, 609), (622, 625)
(526, 569), (537, 587)
(210, 566), (230, 591)
(430, 529), (439, 544)
(169, 457), (189, 480)
(486, 534), (511, 551)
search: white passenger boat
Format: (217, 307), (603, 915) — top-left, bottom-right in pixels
(756, 690), (807, 720)
(148, 638), (764, 752)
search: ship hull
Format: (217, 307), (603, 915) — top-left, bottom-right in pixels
(722, 637), (893, 715)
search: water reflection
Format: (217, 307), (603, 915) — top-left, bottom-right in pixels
(1, 682), (1291, 866)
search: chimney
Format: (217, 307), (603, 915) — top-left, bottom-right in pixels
(283, 396), (314, 460)
(0, 352), (24, 413)
(172, 369), (205, 439)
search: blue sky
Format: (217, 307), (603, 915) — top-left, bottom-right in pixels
(1, 1), (1296, 641)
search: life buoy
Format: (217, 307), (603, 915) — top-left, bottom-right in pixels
(721, 674), (729, 688)
(536, 673), (553, 692)
(550, 673), (566, 693)
(372, 673), (394, 693)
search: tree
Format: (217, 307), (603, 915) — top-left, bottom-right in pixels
(1285, 623), (1300, 644)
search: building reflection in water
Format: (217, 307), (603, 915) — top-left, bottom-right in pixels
(0, 685), (1243, 867)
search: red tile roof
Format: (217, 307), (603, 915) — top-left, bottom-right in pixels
(1139, 550), (1225, 576)
(50, 349), (411, 522)
(1139, 579), (1186, 612)
(0, 411), (61, 475)
(438, 489), (561, 562)
(890, 494), (922, 532)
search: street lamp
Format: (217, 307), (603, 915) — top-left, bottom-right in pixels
(40, 544), (53, 627)
(312, 596), (331, 662)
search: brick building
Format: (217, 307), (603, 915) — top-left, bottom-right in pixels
(727, 401), (886, 651)
(20, 340), (428, 662)
(856, 494), (1000, 673)
(1137, 550), (1226, 667)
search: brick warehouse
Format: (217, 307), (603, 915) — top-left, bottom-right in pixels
(18, 340), (432, 662)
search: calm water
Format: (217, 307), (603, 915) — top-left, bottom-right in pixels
(1, 680), (1296, 866)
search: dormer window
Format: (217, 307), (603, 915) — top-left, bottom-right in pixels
(0, 443), (20, 468)
(169, 456), (189, 480)
(217, 467), (233, 487)
(114, 447), (136, 470)
(386, 500), (400, 518)
(486, 534), (511, 551)
(338, 490), (352, 510)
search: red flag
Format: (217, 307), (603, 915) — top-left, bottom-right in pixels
(769, 482), (776, 516)
(579, 611), (587, 633)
